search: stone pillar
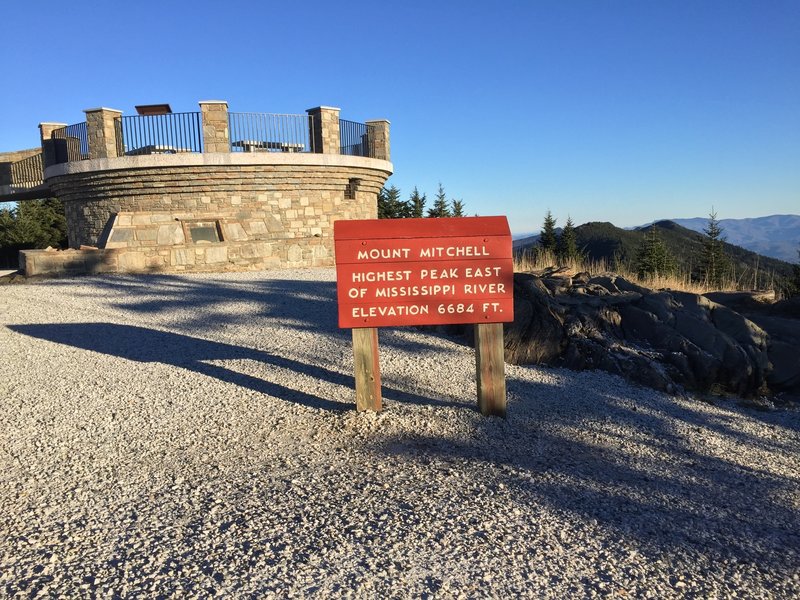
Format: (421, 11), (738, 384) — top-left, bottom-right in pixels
(39, 122), (67, 145)
(365, 120), (391, 161)
(84, 108), (123, 159)
(39, 122), (67, 167)
(199, 100), (230, 153)
(306, 106), (340, 154)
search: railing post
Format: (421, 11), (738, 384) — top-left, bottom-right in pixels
(84, 108), (123, 159)
(39, 122), (67, 168)
(365, 120), (391, 161)
(199, 100), (230, 153)
(306, 106), (340, 154)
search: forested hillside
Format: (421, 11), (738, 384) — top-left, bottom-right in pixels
(570, 220), (795, 282)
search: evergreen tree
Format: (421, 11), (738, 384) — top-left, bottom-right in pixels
(427, 183), (451, 218)
(451, 199), (465, 217)
(408, 187), (426, 218)
(539, 210), (557, 252)
(701, 209), (730, 288)
(785, 245), (800, 298)
(377, 187), (390, 219)
(556, 216), (580, 263)
(636, 224), (676, 278)
(0, 198), (67, 249)
(377, 185), (406, 219)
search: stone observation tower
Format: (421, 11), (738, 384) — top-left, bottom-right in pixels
(19, 101), (392, 276)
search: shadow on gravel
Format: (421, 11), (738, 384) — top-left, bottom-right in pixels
(8, 323), (462, 412)
(373, 375), (800, 574)
(48, 274), (456, 356)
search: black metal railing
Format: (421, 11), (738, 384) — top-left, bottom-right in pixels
(228, 112), (315, 153)
(10, 152), (44, 188)
(117, 112), (202, 155)
(339, 119), (376, 158)
(51, 122), (89, 162)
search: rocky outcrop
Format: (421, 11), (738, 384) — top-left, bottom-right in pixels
(705, 293), (800, 400)
(506, 270), (772, 397)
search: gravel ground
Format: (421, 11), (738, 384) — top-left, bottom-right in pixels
(1, 268), (799, 598)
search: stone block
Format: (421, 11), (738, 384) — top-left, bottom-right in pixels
(108, 228), (134, 244)
(239, 242), (272, 259)
(118, 251), (146, 272)
(245, 220), (268, 235)
(132, 215), (152, 226)
(266, 217), (285, 233)
(287, 244), (303, 264)
(171, 248), (196, 266)
(136, 229), (158, 241)
(146, 256), (166, 269)
(204, 246), (228, 264)
(157, 223), (185, 245)
(221, 222), (248, 241)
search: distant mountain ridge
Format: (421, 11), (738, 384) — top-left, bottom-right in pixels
(515, 220), (796, 283)
(651, 215), (800, 263)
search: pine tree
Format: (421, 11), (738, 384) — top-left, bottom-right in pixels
(427, 183), (451, 218)
(408, 187), (426, 218)
(701, 209), (730, 288)
(377, 187), (390, 219)
(539, 210), (557, 252)
(556, 216), (580, 263)
(377, 185), (406, 219)
(451, 199), (465, 217)
(636, 224), (676, 279)
(0, 198), (67, 249)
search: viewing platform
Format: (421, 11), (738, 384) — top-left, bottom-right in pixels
(9, 100), (393, 276)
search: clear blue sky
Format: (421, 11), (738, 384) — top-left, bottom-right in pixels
(2, 0), (798, 234)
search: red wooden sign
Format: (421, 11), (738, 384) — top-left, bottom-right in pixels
(334, 216), (514, 328)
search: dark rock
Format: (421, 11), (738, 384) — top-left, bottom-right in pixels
(542, 276), (572, 295)
(504, 273), (566, 364)
(766, 341), (800, 391)
(573, 271), (591, 285)
(701, 294), (800, 397)
(0, 273), (26, 285)
(770, 297), (800, 319)
(504, 272), (774, 398)
(614, 277), (651, 295)
(588, 275), (620, 294)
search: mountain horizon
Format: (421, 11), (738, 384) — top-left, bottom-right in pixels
(514, 219), (796, 284)
(647, 214), (799, 263)
(515, 214), (799, 263)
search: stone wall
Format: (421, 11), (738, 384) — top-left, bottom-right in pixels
(41, 153), (391, 274)
(20, 236), (331, 276)
(0, 148), (42, 164)
(0, 148), (42, 190)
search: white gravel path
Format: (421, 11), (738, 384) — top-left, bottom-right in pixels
(1, 268), (799, 598)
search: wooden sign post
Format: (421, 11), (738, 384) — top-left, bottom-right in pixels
(334, 216), (514, 416)
(352, 327), (381, 411)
